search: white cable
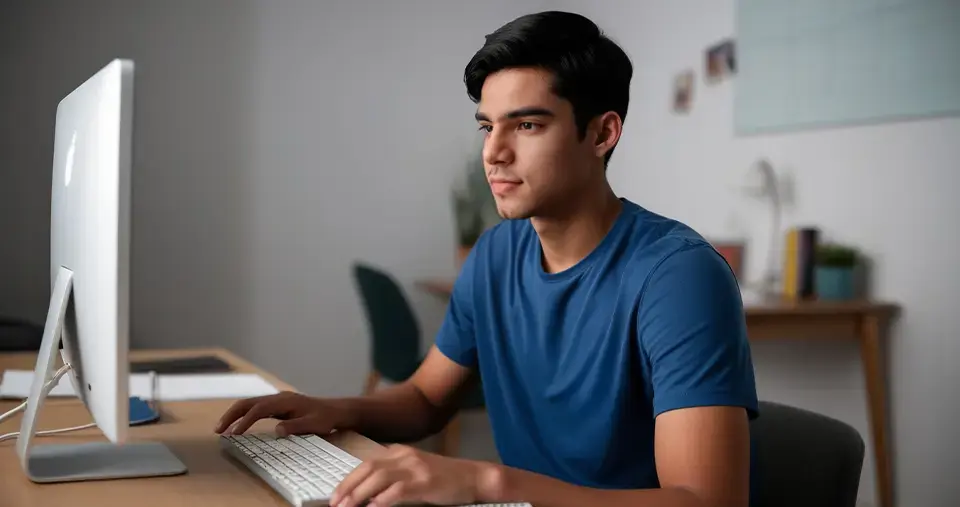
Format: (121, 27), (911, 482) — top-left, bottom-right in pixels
(0, 363), (91, 443)
(0, 363), (73, 424)
(0, 401), (27, 425)
(0, 363), (158, 444)
(0, 416), (158, 443)
(0, 422), (97, 443)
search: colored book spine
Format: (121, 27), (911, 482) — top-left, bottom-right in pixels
(782, 228), (798, 298)
(782, 226), (820, 299)
(798, 228), (820, 298)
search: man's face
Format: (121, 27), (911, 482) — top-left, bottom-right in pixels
(475, 68), (597, 220)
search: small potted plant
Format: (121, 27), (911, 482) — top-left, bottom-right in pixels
(814, 243), (859, 301)
(452, 191), (484, 265)
(451, 147), (499, 268)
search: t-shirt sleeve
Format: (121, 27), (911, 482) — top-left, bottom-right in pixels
(434, 242), (479, 368)
(638, 242), (759, 420)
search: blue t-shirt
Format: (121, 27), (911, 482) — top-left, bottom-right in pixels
(436, 198), (759, 490)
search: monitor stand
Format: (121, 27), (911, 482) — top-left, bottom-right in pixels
(14, 266), (188, 483)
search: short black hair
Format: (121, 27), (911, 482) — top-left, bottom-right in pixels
(464, 11), (633, 166)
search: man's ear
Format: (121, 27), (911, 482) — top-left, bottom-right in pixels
(591, 111), (623, 160)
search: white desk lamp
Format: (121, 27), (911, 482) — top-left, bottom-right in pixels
(741, 158), (782, 297)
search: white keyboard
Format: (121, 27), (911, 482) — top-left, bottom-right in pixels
(221, 433), (531, 507)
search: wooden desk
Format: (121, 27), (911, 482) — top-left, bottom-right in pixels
(418, 279), (901, 507)
(0, 348), (384, 507)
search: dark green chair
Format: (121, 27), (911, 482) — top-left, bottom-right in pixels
(352, 262), (484, 455)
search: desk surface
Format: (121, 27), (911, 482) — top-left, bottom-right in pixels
(0, 348), (384, 507)
(416, 279), (900, 318)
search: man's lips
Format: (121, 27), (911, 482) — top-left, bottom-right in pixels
(489, 179), (521, 194)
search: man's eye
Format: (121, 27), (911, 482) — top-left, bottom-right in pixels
(478, 125), (492, 133)
(519, 122), (536, 130)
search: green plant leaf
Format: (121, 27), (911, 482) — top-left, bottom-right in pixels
(815, 243), (858, 267)
(451, 144), (500, 246)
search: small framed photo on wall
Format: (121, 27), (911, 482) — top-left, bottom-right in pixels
(705, 38), (736, 84)
(672, 69), (694, 113)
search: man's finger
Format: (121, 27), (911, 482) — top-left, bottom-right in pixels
(228, 398), (282, 435)
(215, 396), (261, 433)
(371, 481), (408, 507)
(276, 415), (328, 437)
(331, 459), (376, 507)
(337, 468), (395, 507)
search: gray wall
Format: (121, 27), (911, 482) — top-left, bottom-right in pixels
(0, 0), (553, 463)
(2, 1), (959, 506)
(1, 1), (262, 356)
(0, 0), (551, 395)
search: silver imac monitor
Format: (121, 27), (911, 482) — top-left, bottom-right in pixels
(15, 59), (186, 482)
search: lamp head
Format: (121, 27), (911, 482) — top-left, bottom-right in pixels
(742, 158), (776, 197)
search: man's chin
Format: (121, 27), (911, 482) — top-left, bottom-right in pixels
(496, 206), (532, 220)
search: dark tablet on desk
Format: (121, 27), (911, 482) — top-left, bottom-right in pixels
(130, 355), (233, 374)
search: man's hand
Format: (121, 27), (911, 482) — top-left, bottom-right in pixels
(213, 347), (478, 445)
(214, 391), (353, 437)
(330, 445), (497, 507)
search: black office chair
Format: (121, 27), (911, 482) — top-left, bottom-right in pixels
(751, 401), (865, 507)
(0, 317), (44, 352)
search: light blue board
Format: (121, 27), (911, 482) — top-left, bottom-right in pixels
(735, 0), (960, 135)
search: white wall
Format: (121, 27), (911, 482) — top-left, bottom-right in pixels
(563, 1), (960, 506)
(2, 1), (958, 505)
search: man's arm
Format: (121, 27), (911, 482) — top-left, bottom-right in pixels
(217, 241), (482, 443)
(335, 346), (475, 442)
(341, 235), (484, 443)
(476, 406), (749, 507)
(215, 345), (475, 442)
(333, 404), (748, 507)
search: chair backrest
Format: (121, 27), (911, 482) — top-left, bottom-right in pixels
(751, 401), (865, 507)
(351, 263), (422, 383)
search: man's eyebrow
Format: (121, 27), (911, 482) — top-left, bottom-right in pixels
(475, 107), (555, 122)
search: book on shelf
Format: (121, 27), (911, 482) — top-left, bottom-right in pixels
(782, 226), (819, 299)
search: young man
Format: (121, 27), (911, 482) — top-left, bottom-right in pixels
(216, 11), (758, 507)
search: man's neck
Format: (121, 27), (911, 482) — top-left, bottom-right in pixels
(531, 184), (623, 274)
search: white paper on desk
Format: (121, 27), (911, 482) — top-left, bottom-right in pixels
(0, 371), (279, 401)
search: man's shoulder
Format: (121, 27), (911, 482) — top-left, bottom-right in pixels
(621, 200), (712, 249)
(617, 202), (729, 293)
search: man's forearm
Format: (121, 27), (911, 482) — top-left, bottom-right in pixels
(333, 382), (449, 443)
(480, 463), (708, 507)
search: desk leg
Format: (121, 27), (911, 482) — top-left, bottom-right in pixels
(860, 315), (892, 507)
